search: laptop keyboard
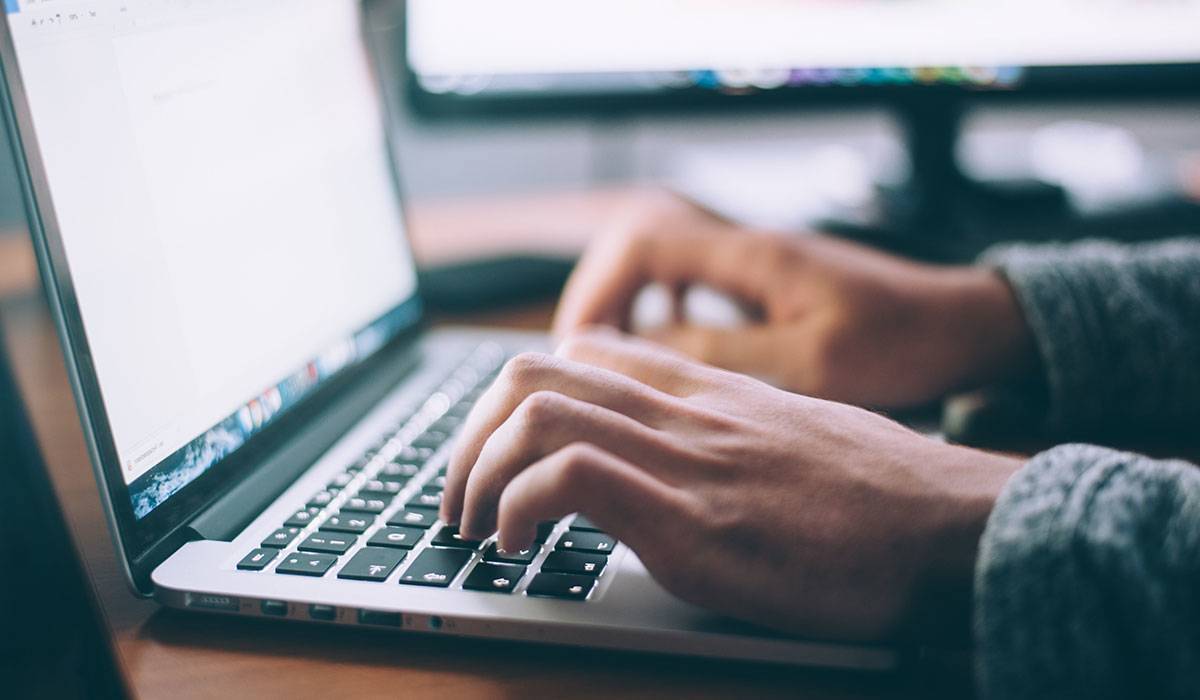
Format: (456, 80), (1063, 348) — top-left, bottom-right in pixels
(236, 344), (620, 602)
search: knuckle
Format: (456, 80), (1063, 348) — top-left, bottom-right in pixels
(554, 442), (599, 486)
(514, 390), (567, 432)
(501, 351), (553, 389)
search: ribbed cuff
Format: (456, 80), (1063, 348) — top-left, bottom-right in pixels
(973, 444), (1200, 699)
(979, 243), (1113, 434)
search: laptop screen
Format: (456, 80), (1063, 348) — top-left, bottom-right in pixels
(4, 0), (419, 519)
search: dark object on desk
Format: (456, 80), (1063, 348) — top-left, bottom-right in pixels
(418, 254), (575, 312)
(0, 322), (129, 699)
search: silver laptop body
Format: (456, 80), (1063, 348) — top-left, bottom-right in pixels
(0, 0), (893, 670)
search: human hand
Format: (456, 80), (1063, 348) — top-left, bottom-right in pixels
(442, 329), (1021, 641)
(553, 191), (1035, 408)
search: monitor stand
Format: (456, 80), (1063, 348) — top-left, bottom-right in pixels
(821, 96), (1200, 263)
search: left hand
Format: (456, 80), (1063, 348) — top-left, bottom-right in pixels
(441, 329), (1020, 641)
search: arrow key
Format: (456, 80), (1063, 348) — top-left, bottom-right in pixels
(462, 562), (525, 594)
(525, 572), (595, 600)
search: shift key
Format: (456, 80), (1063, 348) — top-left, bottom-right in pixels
(398, 548), (472, 587)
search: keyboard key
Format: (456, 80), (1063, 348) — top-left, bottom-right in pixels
(283, 508), (319, 528)
(261, 527), (301, 548)
(525, 573), (595, 600)
(306, 490), (335, 509)
(556, 532), (616, 555)
(276, 552), (337, 577)
(349, 454), (375, 473)
(387, 509), (438, 529)
(483, 543), (538, 565)
(569, 515), (605, 533)
(462, 563), (525, 594)
(378, 462), (420, 481)
(338, 547), (406, 582)
(328, 472), (355, 489)
(540, 551), (607, 577)
(341, 497), (387, 514)
(411, 430), (450, 450)
(430, 415), (463, 433)
(357, 490), (399, 503)
(427, 474), (447, 489)
(429, 525), (483, 550)
(445, 402), (473, 420)
(394, 446), (434, 463)
(367, 526), (425, 549)
(298, 533), (355, 555)
(361, 479), (402, 496)
(398, 547), (472, 587)
(410, 490), (442, 509)
(237, 548), (278, 571)
(320, 514), (372, 534)
(534, 520), (558, 544)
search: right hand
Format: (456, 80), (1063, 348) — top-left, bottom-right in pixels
(553, 191), (1035, 408)
(442, 330), (1020, 642)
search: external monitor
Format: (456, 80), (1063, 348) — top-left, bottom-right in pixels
(404, 0), (1200, 249)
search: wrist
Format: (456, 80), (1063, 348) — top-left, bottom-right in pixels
(926, 266), (1037, 393)
(902, 444), (1022, 644)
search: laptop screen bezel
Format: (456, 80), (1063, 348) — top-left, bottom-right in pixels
(0, 1), (427, 594)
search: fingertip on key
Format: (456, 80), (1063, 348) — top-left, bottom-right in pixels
(497, 527), (534, 555)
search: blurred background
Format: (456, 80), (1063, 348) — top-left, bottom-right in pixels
(2, 0), (1199, 296)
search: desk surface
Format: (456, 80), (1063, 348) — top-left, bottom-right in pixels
(0, 191), (948, 699)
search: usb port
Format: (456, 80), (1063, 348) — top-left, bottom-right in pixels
(309, 604), (336, 621)
(358, 609), (401, 627)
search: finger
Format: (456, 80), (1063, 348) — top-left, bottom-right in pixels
(495, 442), (694, 558)
(552, 226), (783, 338)
(458, 391), (698, 539)
(644, 324), (790, 382)
(556, 328), (722, 396)
(442, 351), (678, 524)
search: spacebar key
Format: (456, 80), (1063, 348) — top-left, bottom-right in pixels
(398, 548), (472, 587)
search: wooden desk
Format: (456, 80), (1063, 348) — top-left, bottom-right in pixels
(0, 192), (941, 699)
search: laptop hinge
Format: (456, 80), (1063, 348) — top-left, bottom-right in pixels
(188, 340), (425, 542)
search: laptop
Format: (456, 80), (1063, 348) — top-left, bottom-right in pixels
(0, 0), (892, 670)
(0, 319), (129, 699)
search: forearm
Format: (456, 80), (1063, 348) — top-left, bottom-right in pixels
(981, 238), (1200, 436)
(974, 444), (1200, 699)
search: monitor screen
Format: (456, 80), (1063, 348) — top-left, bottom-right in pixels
(406, 0), (1200, 100)
(4, 0), (419, 519)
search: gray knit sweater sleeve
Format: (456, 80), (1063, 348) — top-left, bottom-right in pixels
(974, 445), (1200, 699)
(970, 238), (1200, 697)
(980, 238), (1200, 435)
